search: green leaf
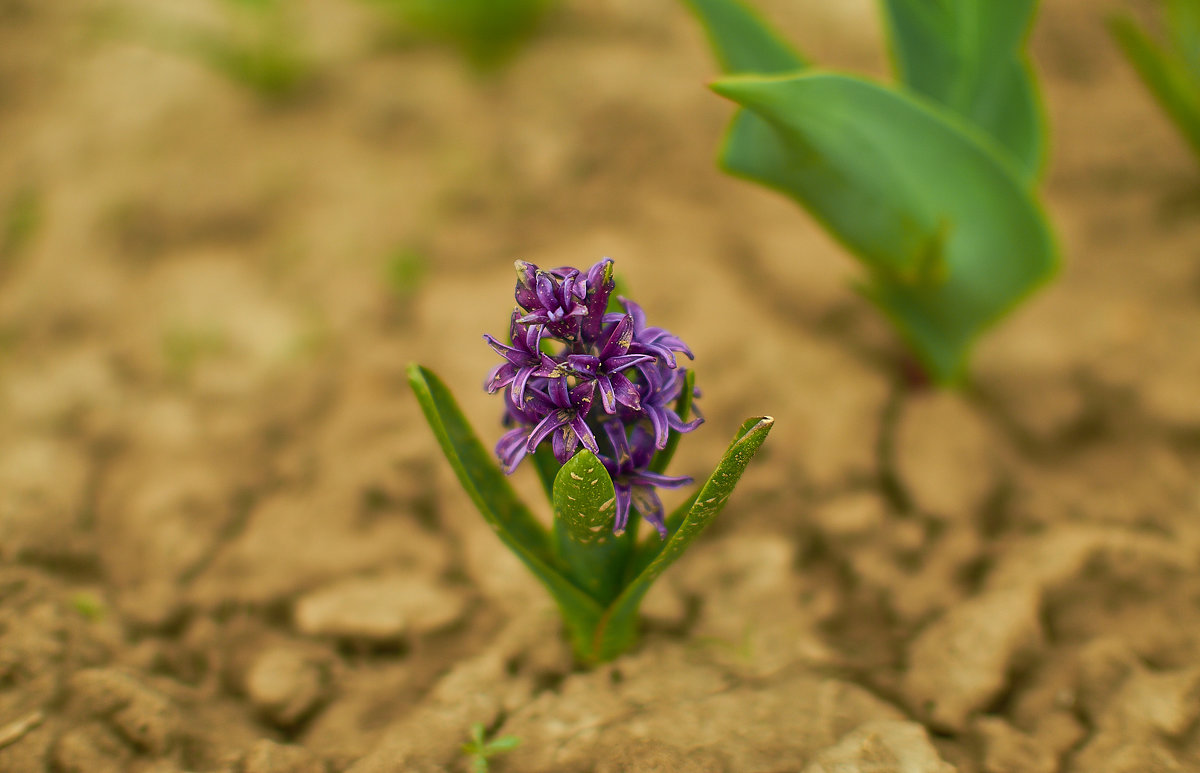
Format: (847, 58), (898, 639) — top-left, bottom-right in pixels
(381, 0), (556, 71)
(589, 416), (774, 662)
(880, 0), (1045, 180)
(407, 364), (604, 652)
(1167, 0), (1200, 81)
(712, 72), (1058, 384)
(680, 0), (807, 74)
(649, 368), (695, 475)
(486, 735), (522, 752)
(1110, 14), (1200, 161)
(552, 450), (630, 604)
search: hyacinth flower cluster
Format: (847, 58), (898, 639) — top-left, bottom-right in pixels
(409, 257), (772, 663)
(486, 258), (701, 538)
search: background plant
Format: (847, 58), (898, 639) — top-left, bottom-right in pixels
(363, 0), (558, 72)
(133, 0), (314, 103)
(1110, 0), (1200, 164)
(682, 0), (1059, 386)
(410, 259), (772, 664)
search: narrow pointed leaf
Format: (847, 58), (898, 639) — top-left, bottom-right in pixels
(1110, 14), (1200, 161)
(680, 0), (807, 75)
(407, 364), (603, 650)
(712, 73), (1058, 384)
(590, 416), (774, 661)
(881, 0), (1046, 179)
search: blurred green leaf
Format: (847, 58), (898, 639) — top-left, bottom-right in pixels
(1110, 11), (1200, 161)
(384, 248), (428, 298)
(681, 0), (807, 73)
(880, 0), (1045, 180)
(1, 186), (41, 262)
(1167, 0), (1200, 80)
(593, 416), (773, 662)
(370, 0), (557, 71)
(712, 73), (1058, 384)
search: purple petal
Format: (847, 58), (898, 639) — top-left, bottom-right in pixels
(553, 423), (586, 463)
(527, 410), (568, 452)
(566, 354), (601, 378)
(612, 484), (632, 535)
(631, 470), (692, 489)
(603, 421), (631, 467)
(598, 315), (634, 359)
(605, 354), (653, 373)
(497, 427), (532, 473)
(610, 372), (642, 411)
(535, 273), (558, 311)
(570, 415), (600, 455)
(514, 261), (540, 310)
(547, 376), (571, 407)
(509, 366), (536, 404)
(630, 485), (667, 538)
(596, 374), (617, 414)
(645, 404), (670, 449)
(486, 362), (517, 393)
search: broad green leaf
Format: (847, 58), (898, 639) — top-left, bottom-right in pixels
(590, 416), (774, 662)
(649, 369), (695, 475)
(552, 450), (630, 604)
(1110, 14), (1200, 161)
(681, 0), (807, 75)
(712, 73), (1058, 384)
(880, 0), (1045, 179)
(407, 364), (604, 651)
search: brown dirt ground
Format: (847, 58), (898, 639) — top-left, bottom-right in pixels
(2, 0), (1200, 771)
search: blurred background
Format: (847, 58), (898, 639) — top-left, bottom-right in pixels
(1, 0), (1199, 771)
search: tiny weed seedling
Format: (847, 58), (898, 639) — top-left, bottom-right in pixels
(364, 0), (557, 71)
(384, 248), (429, 299)
(1110, 0), (1200, 164)
(1, 186), (41, 264)
(682, 0), (1060, 386)
(462, 722), (520, 773)
(138, 0), (314, 103)
(410, 258), (773, 663)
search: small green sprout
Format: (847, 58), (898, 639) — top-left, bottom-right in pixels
(462, 722), (521, 773)
(1110, 0), (1200, 164)
(1, 186), (42, 264)
(134, 0), (314, 103)
(364, 0), (558, 71)
(384, 248), (428, 299)
(69, 592), (106, 622)
(162, 325), (230, 384)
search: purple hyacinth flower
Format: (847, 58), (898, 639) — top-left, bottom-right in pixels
(607, 297), (694, 368)
(483, 309), (560, 404)
(495, 387), (554, 474)
(600, 422), (692, 537)
(565, 315), (654, 414)
(639, 361), (704, 449)
(578, 258), (615, 344)
(515, 263), (588, 342)
(526, 377), (600, 463)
